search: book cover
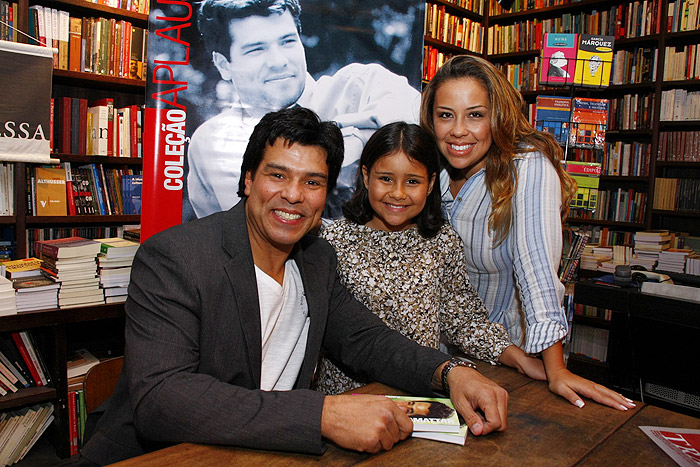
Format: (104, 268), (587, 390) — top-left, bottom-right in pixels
(34, 236), (102, 260)
(540, 33), (578, 85)
(569, 98), (609, 149)
(21, 332), (49, 386)
(34, 167), (67, 216)
(1, 258), (42, 274)
(566, 161), (602, 211)
(385, 396), (461, 433)
(0, 350), (28, 388)
(640, 426), (700, 466)
(573, 34), (615, 87)
(87, 103), (110, 156)
(98, 237), (139, 258)
(535, 96), (571, 145)
(121, 174), (142, 215)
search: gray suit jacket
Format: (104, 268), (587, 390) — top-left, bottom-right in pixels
(80, 202), (449, 464)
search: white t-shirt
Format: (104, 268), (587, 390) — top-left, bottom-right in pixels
(255, 259), (310, 391)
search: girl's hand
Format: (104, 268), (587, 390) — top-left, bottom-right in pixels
(498, 345), (546, 381)
(546, 366), (636, 411)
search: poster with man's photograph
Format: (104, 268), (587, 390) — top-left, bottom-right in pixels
(142, 0), (425, 239)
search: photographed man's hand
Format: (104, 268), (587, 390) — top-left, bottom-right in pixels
(436, 364), (509, 436)
(321, 394), (413, 453)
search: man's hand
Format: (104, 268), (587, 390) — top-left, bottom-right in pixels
(320, 394), (413, 453)
(434, 363), (509, 436)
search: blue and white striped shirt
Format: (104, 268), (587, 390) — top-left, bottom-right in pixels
(441, 151), (567, 354)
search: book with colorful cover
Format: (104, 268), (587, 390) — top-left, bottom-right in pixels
(535, 96), (572, 146)
(540, 33), (578, 85)
(569, 98), (609, 149)
(573, 34), (615, 87)
(34, 167), (67, 216)
(565, 161), (602, 211)
(385, 395), (461, 433)
(639, 426), (700, 466)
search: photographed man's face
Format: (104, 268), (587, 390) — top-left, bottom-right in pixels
(213, 11), (307, 117)
(244, 138), (328, 254)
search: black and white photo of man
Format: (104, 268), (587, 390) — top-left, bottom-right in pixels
(183, 0), (423, 220)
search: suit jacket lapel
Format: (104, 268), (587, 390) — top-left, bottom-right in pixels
(222, 202), (263, 387)
(294, 243), (328, 388)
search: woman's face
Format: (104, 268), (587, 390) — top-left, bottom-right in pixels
(432, 77), (493, 180)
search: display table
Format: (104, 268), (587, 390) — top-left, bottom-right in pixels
(110, 362), (700, 466)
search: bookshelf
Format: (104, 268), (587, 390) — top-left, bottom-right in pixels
(0, 0), (146, 460)
(423, 0), (700, 398)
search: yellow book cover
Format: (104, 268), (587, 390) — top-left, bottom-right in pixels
(34, 167), (67, 216)
(573, 34), (615, 87)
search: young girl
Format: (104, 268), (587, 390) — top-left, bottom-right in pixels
(313, 121), (545, 395)
(420, 55), (635, 411)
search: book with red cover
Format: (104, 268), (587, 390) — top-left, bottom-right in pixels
(77, 98), (88, 155)
(63, 162), (76, 216)
(34, 236), (102, 260)
(10, 332), (43, 387)
(57, 97), (72, 154)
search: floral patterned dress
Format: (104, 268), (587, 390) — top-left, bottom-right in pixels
(313, 219), (511, 395)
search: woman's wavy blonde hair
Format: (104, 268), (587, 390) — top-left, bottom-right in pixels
(420, 55), (576, 245)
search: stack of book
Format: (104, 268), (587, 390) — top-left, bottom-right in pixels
(598, 245), (632, 273)
(632, 230), (673, 271)
(0, 402), (54, 466)
(385, 396), (468, 445)
(0, 276), (16, 317)
(580, 245), (613, 271)
(96, 238), (139, 303)
(35, 237), (103, 309)
(0, 258), (42, 280)
(12, 276), (59, 312)
(657, 249), (694, 273)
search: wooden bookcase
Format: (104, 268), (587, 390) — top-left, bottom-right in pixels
(423, 0), (700, 387)
(0, 0), (146, 459)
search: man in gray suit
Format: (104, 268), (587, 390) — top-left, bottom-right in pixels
(79, 107), (508, 465)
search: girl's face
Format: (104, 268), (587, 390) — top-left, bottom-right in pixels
(362, 151), (435, 232)
(432, 77), (493, 180)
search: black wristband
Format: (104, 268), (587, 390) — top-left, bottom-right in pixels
(441, 357), (478, 395)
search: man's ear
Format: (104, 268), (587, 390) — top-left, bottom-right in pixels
(244, 170), (253, 197)
(212, 51), (232, 81)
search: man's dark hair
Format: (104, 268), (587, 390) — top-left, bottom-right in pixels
(197, 0), (301, 56)
(342, 121), (445, 238)
(237, 107), (344, 198)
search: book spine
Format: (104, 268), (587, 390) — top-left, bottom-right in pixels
(0, 351), (28, 387)
(10, 333), (43, 387)
(19, 332), (47, 386)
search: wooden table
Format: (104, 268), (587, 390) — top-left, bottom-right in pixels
(111, 363), (700, 466)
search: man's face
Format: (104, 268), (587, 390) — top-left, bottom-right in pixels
(244, 139), (328, 256)
(215, 11), (307, 116)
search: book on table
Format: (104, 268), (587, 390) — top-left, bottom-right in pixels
(383, 395), (467, 445)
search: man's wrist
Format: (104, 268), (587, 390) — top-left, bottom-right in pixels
(441, 357), (478, 395)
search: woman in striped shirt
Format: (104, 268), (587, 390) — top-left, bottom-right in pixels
(420, 55), (635, 411)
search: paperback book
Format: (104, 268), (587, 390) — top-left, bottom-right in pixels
(540, 33), (578, 85)
(535, 96), (572, 146)
(573, 34), (615, 87)
(385, 396), (460, 432)
(569, 98), (609, 149)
